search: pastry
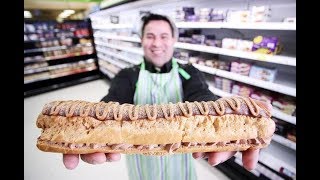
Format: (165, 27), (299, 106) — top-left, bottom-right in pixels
(36, 96), (275, 155)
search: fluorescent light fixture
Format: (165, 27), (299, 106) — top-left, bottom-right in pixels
(57, 9), (75, 19)
(64, 10), (75, 14)
(24, 11), (32, 18)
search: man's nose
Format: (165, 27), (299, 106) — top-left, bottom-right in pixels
(152, 37), (161, 46)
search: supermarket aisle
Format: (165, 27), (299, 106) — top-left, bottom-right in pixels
(24, 79), (230, 180)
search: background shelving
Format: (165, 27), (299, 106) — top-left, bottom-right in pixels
(24, 19), (100, 97)
(89, 0), (296, 179)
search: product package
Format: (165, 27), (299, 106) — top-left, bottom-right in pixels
(249, 65), (277, 82)
(252, 36), (282, 55)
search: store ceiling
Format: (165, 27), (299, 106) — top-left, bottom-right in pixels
(25, 0), (103, 20)
(25, 0), (102, 10)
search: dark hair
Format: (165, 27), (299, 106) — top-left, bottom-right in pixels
(141, 13), (176, 37)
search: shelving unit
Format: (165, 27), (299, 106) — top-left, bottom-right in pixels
(89, 0), (296, 179)
(24, 19), (100, 97)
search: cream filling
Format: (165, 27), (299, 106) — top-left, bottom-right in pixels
(42, 137), (269, 153)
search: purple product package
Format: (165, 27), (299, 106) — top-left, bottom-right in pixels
(252, 36), (279, 54)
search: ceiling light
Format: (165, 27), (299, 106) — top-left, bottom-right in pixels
(24, 11), (32, 18)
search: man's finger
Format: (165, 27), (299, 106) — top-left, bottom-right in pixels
(80, 153), (107, 164)
(63, 154), (79, 170)
(106, 153), (121, 162)
(242, 149), (260, 170)
(207, 151), (236, 166)
(192, 152), (207, 159)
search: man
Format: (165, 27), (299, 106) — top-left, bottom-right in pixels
(63, 13), (264, 179)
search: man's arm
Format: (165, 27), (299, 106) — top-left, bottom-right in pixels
(101, 67), (138, 104)
(181, 64), (220, 102)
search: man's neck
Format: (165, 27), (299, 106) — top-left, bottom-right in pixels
(144, 58), (173, 73)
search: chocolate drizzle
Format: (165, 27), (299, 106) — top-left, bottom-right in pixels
(41, 96), (271, 121)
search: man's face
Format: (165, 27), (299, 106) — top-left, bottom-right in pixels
(141, 20), (177, 68)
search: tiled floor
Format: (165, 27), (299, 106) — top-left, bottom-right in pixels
(24, 79), (230, 180)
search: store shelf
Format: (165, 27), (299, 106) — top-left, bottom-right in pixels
(94, 36), (296, 66)
(94, 33), (140, 43)
(193, 63), (296, 97)
(100, 67), (115, 79)
(92, 23), (134, 30)
(272, 134), (296, 150)
(92, 22), (296, 31)
(24, 45), (68, 53)
(95, 40), (144, 55)
(24, 66), (97, 84)
(175, 42), (296, 66)
(175, 22), (296, 30)
(24, 35), (92, 43)
(272, 108), (296, 125)
(234, 141), (296, 177)
(97, 53), (128, 69)
(24, 51), (94, 64)
(24, 43), (93, 54)
(96, 47), (142, 65)
(24, 72), (100, 97)
(208, 86), (296, 125)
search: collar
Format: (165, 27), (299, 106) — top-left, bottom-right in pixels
(143, 58), (173, 73)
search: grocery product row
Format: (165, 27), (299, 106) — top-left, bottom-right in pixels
(94, 38), (295, 97)
(94, 30), (296, 66)
(24, 19), (99, 97)
(24, 59), (97, 84)
(89, 1), (296, 179)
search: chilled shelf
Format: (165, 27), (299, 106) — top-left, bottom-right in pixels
(94, 33), (140, 43)
(92, 23), (133, 29)
(96, 47), (142, 65)
(193, 63), (296, 97)
(208, 86), (296, 125)
(175, 22), (296, 30)
(272, 134), (296, 150)
(175, 42), (296, 66)
(95, 40), (144, 55)
(97, 53), (129, 69)
(24, 43), (93, 54)
(100, 67), (115, 79)
(24, 66), (97, 84)
(234, 141), (296, 177)
(91, 22), (296, 31)
(95, 35), (296, 66)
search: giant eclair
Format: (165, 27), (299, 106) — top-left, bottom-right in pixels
(36, 96), (275, 155)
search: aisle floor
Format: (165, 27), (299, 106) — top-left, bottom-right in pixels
(24, 79), (231, 180)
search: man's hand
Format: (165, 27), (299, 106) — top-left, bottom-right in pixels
(63, 153), (121, 170)
(192, 149), (259, 170)
(192, 99), (272, 170)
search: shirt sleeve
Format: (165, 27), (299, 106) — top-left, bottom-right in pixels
(100, 68), (137, 104)
(181, 64), (220, 102)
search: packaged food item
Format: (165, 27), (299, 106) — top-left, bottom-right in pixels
(227, 10), (250, 23)
(250, 6), (270, 22)
(222, 38), (238, 50)
(249, 65), (277, 82)
(250, 90), (273, 104)
(210, 9), (226, 22)
(272, 96), (296, 116)
(230, 61), (251, 76)
(252, 36), (282, 55)
(236, 40), (253, 52)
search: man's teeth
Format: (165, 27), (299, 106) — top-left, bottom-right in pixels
(152, 50), (162, 54)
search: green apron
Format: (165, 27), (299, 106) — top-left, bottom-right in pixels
(126, 58), (197, 180)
